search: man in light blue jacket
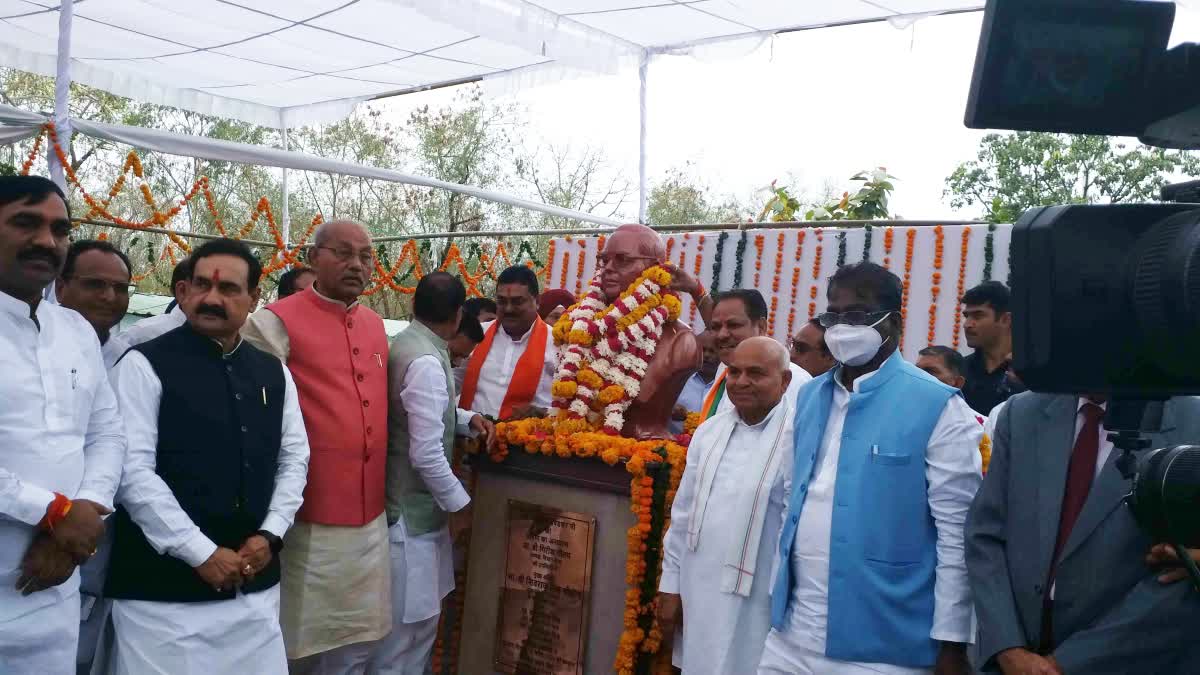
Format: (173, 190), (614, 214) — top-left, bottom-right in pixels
(760, 262), (982, 675)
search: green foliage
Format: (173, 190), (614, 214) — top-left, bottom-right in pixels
(645, 165), (747, 226)
(944, 131), (1200, 223)
(752, 168), (897, 223)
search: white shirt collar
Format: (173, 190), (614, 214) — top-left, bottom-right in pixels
(0, 288), (37, 321)
(312, 284), (358, 311)
(833, 365), (879, 393)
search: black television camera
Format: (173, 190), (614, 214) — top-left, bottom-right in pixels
(965, 0), (1200, 587)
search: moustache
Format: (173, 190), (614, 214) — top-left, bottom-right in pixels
(18, 247), (61, 268)
(196, 304), (228, 319)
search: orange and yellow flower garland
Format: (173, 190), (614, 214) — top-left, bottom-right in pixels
(927, 225), (945, 345)
(953, 228), (971, 350)
(900, 228), (917, 351)
(787, 230), (806, 337)
(768, 232), (784, 336)
(752, 234), (765, 289)
(689, 235), (705, 324)
(809, 228), (824, 319)
(883, 226), (895, 269)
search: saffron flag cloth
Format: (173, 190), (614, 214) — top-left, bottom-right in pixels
(458, 319), (550, 419)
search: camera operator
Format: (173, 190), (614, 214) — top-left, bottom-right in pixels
(966, 393), (1200, 674)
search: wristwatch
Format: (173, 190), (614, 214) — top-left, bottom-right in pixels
(255, 530), (284, 554)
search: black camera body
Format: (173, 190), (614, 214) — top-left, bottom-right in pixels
(967, 0), (1200, 584)
(1011, 203), (1200, 395)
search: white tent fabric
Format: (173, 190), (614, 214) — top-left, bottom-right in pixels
(0, 1), (984, 128)
(0, 102), (623, 227)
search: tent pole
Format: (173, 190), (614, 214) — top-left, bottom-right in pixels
(280, 123), (291, 244)
(49, 0), (74, 190)
(637, 52), (650, 224)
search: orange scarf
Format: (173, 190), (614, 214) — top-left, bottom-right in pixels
(459, 319), (549, 420)
(699, 370), (728, 420)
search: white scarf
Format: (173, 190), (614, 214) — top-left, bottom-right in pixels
(686, 400), (791, 597)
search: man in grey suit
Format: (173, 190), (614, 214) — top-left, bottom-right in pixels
(967, 393), (1200, 674)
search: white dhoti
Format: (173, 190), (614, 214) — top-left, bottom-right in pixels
(367, 519), (454, 675)
(280, 515), (392, 663)
(108, 585), (287, 675)
(0, 572), (81, 674)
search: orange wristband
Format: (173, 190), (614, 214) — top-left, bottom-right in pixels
(39, 493), (72, 532)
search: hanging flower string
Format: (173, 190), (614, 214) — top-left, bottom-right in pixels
(712, 231), (728, 293)
(768, 232), (784, 335)
(733, 232), (748, 287)
(927, 225), (945, 345)
(787, 230), (806, 337)
(752, 234), (765, 289)
(952, 228), (971, 350)
(690, 235), (706, 324)
(883, 227), (895, 269)
(808, 228), (824, 319)
(983, 222), (997, 280)
(900, 228), (917, 351)
(836, 231), (847, 268)
(862, 222), (874, 262)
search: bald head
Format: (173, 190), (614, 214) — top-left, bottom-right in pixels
(598, 224), (667, 301)
(308, 219), (373, 304)
(726, 336), (792, 423)
(313, 219), (371, 248)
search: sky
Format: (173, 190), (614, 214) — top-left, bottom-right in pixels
(369, 7), (1200, 223)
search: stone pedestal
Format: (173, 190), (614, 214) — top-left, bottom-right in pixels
(458, 451), (635, 675)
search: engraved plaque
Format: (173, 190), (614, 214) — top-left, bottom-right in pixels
(494, 500), (595, 675)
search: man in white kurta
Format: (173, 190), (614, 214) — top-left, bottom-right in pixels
(659, 337), (795, 674)
(374, 272), (493, 674)
(0, 176), (125, 673)
(106, 240), (310, 674)
(698, 290), (812, 420)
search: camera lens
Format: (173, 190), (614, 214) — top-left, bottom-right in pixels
(1129, 209), (1200, 370)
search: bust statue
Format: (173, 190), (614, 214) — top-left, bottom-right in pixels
(597, 225), (702, 440)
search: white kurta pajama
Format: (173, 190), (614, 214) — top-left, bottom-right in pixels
(463, 320), (557, 417)
(369, 356), (473, 674)
(758, 369), (981, 674)
(0, 293), (125, 674)
(106, 345), (310, 675)
(660, 401), (793, 674)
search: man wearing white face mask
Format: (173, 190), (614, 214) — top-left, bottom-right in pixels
(759, 262), (982, 675)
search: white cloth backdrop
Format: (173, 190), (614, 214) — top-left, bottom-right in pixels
(547, 224), (1012, 360)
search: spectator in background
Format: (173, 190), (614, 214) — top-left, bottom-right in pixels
(162, 257), (193, 315)
(789, 318), (835, 378)
(449, 313), (484, 392)
(115, 257), (190, 355)
(56, 239), (133, 369)
(537, 288), (575, 325)
(916, 345), (968, 390)
(961, 282), (1022, 415)
(670, 331), (720, 436)
(462, 297), (497, 325)
(277, 266), (316, 300)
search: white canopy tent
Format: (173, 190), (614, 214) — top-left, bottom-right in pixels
(0, 0), (984, 224)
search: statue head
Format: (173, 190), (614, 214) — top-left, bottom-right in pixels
(597, 224), (666, 302)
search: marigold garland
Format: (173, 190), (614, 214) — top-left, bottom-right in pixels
(927, 225), (945, 345)
(545, 239), (557, 283)
(980, 432), (993, 474)
(752, 234), (765, 289)
(809, 228), (824, 319)
(953, 228), (971, 349)
(575, 240), (588, 298)
(883, 227), (895, 269)
(690, 235), (705, 324)
(900, 228), (917, 351)
(787, 230), (806, 337)
(767, 232), (784, 335)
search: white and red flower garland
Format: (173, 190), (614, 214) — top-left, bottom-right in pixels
(551, 266), (682, 435)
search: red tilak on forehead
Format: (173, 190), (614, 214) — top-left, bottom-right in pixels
(212, 269), (221, 283)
